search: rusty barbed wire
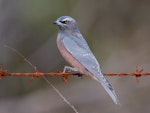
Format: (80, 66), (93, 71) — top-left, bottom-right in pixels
(0, 65), (149, 82)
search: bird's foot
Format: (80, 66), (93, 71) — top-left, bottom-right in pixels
(63, 66), (78, 73)
(63, 66), (83, 79)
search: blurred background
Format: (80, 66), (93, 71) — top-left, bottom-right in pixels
(0, 0), (150, 113)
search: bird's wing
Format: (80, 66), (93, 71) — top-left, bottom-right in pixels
(62, 35), (101, 77)
(63, 35), (119, 104)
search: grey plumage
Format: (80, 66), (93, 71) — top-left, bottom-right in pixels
(54, 16), (120, 104)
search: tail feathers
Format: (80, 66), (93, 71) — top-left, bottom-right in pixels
(92, 75), (120, 104)
(100, 79), (120, 104)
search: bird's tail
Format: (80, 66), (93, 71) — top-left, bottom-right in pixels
(92, 73), (120, 104)
(100, 78), (120, 104)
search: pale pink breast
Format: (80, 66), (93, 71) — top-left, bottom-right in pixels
(57, 38), (89, 75)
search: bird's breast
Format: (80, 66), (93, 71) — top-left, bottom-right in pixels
(57, 37), (89, 75)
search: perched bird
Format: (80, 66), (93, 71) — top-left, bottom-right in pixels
(54, 16), (119, 104)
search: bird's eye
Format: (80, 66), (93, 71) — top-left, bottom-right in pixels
(61, 20), (69, 24)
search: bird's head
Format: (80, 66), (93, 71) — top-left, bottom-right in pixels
(54, 16), (79, 32)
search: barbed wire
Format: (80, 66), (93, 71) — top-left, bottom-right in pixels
(0, 65), (149, 82)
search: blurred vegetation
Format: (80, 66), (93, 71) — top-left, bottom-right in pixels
(0, 0), (150, 113)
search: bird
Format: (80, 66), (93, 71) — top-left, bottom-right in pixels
(54, 16), (119, 104)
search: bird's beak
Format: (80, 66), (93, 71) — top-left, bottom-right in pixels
(53, 21), (57, 24)
(53, 20), (62, 26)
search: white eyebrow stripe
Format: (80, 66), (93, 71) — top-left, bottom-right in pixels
(62, 18), (72, 21)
